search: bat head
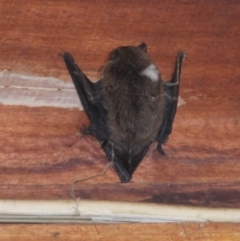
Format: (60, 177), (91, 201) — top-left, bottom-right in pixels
(108, 43), (149, 67)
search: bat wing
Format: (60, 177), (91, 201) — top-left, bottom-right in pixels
(62, 52), (109, 145)
(156, 52), (186, 154)
(63, 52), (142, 183)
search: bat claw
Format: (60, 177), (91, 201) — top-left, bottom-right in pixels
(101, 140), (108, 148)
(157, 144), (166, 156)
(163, 137), (169, 144)
(80, 125), (93, 135)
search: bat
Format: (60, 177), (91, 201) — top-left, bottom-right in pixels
(62, 43), (186, 183)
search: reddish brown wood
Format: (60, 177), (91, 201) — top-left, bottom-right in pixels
(0, 0), (240, 202)
(0, 105), (239, 207)
(0, 0), (240, 239)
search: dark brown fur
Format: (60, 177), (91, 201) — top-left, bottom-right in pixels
(103, 44), (165, 149)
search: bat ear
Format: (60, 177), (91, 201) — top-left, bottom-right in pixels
(137, 42), (147, 52)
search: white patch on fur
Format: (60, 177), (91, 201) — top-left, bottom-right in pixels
(141, 64), (159, 82)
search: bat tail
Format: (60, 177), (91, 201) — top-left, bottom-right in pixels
(103, 143), (150, 183)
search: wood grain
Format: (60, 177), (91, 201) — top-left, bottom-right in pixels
(0, 0), (240, 239)
(0, 223), (240, 241)
(1, 105), (239, 207)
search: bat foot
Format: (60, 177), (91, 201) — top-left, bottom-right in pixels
(163, 137), (169, 144)
(157, 144), (166, 156)
(101, 140), (108, 148)
(80, 125), (93, 136)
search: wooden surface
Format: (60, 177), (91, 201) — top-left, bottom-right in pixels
(0, 0), (240, 240)
(1, 223), (240, 241)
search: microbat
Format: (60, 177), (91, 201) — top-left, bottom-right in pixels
(62, 43), (186, 183)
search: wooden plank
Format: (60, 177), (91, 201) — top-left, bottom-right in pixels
(0, 105), (239, 207)
(0, 223), (240, 241)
